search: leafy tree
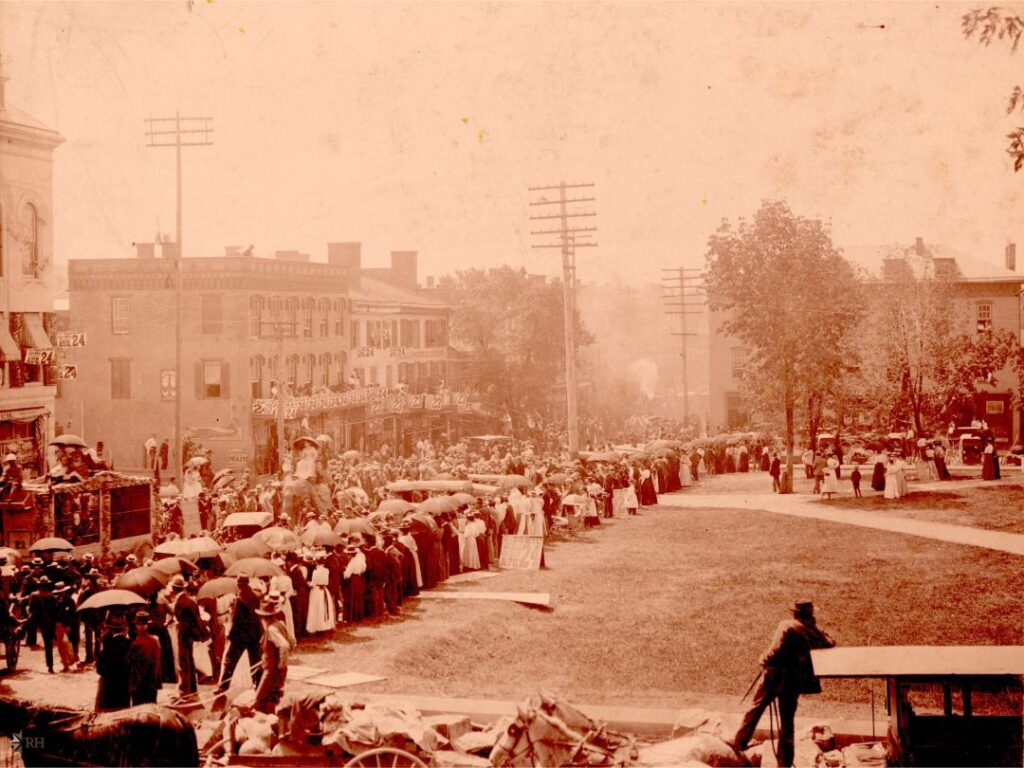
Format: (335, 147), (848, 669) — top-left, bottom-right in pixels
(859, 254), (1017, 432)
(705, 200), (864, 491)
(963, 7), (1024, 170)
(442, 266), (594, 419)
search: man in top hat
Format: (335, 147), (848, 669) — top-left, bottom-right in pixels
(732, 600), (836, 767)
(96, 612), (133, 711)
(253, 593), (295, 714)
(126, 610), (162, 705)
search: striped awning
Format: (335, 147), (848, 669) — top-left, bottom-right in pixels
(22, 313), (52, 349)
(0, 318), (19, 362)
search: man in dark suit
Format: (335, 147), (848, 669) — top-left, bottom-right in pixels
(28, 576), (58, 673)
(732, 600), (836, 767)
(214, 575), (262, 707)
(96, 612), (133, 711)
(361, 535), (388, 619)
(171, 576), (206, 699)
(126, 610), (162, 705)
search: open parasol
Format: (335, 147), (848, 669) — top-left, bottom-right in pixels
(50, 434), (88, 449)
(315, 434), (333, 444)
(449, 492), (474, 507)
(151, 557), (199, 577)
(334, 517), (372, 535)
(225, 537), (271, 560)
(375, 499), (415, 516)
(185, 456), (209, 468)
(341, 450), (361, 461)
(417, 496), (459, 514)
(114, 567), (169, 595)
(545, 473), (569, 486)
(154, 535), (222, 560)
(213, 468), (238, 490)
(29, 537), (74, 553)
(300, 529), (343, 548)
(197, 576), (239, 601)
(225, 557), (284, 579)
(77, 588), (147, 612)
(254, 526), (301, 552)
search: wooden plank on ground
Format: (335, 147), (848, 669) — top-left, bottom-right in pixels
(310, 671), (387, 688)
(287, 664), (328, 680)
(417, 591), (551, 607)
(445, 571), (504, 584)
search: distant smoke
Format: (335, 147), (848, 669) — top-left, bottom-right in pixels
(629, 358), (658, 399)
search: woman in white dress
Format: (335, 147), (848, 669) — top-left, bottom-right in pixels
(305, 552), (335, 634)
(821, 456), (839, 498)
(894, 457), (909, 497)
(623, 482), (639, 515)
(181, 467), (203, 500)
(461, 513), (482, 570)
(270, 556), (297, 637)
(884, 458), (902, 500)
(679, 454), (693, 488)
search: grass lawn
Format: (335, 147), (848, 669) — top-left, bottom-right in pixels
(820, 483), (1024, 535)
(295, 501), (1024, 720)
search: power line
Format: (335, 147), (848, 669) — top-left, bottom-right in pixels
(144, 112), (213, 484)
(529, 181), (597, 456)
(661, 267), (703, 425)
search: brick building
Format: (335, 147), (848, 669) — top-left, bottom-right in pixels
(59, 243), (459, 473)
(0, 71), (64, 478)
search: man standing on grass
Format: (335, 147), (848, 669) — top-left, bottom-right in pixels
(732, 600), (836, 767)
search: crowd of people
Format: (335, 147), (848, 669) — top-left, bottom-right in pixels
(2, 427), (721, 715)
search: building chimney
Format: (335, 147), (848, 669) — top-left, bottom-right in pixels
(159, 241), (180, 260)
(390, 251), (418, 288)
(274, 250), (308, 262)
(914, 237), (925, 256)
(1007, 243), (1017, 272)
(136, 243), (155, 259)
(426, 275), (435, 288)
(327, 242), (362, 289)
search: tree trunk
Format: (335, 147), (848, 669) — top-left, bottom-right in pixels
(782, 385), (795, 494)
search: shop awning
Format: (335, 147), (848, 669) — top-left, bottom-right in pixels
(0, 320), (19, 362)
(23, 314), (53, 349)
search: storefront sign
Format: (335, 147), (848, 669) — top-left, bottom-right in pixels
(499, 535), (544, 570)
(251, 387), (486, 421)
(56, 332), (87, 348)
(228, 450), (249, 467)
(24, 349), (55, 365)
(57, 364), (78, 379)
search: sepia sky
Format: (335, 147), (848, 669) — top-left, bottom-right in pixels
(2, 1), (1023, 285)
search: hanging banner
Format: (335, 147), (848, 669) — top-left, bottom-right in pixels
(57, 364), (78, 380)
(24, 349), (55, 365)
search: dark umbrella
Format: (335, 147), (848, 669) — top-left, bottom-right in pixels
(50, 434), (88, 449)
(29, 537), (74, 553)
(114, 567), (169, 596)
(77, 589), (148, 612)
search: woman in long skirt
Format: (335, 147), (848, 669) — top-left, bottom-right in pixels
(623, 483), (639, 515)
(870, 455), (886, 492)
(461, 515), (481, 570)
(884, 459), (901, 500)
(680, 457), (693, 488)
(305, 556), (335, 634)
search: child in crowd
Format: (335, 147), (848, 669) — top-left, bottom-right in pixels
(850, 465), (862, 498)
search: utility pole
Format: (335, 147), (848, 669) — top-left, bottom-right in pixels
(661, 267), (703, 427)
(262, 319), (298, 474)
(144, 113), (213, 485)
(529, 182), (597, 457)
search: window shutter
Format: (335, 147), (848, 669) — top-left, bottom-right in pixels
(221, 362), (230, 399)
(195, 361), (205, 400)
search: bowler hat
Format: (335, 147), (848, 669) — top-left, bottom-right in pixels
(792, 599), (815, 618)
(255, 594), (284, 617)
(169, 575), (187, 591)
(134, 610), (152, 624)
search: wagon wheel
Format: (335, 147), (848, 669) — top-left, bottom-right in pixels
(342, 747), (429, 768)
(5, 636), (19, 671)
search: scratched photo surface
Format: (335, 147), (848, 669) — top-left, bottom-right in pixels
(3, 0), (1024, 752)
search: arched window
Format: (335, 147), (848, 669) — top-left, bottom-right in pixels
(285, 298), (299, 333)
(269, 296), (283, 319)
(22, 204), (40, 277)
(319, 298), (330, 336)
(333, 299), (344, 335)
(304, 353), (315, 385)
(286, 354), (299, 387)
(302, 298), (314, 338)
